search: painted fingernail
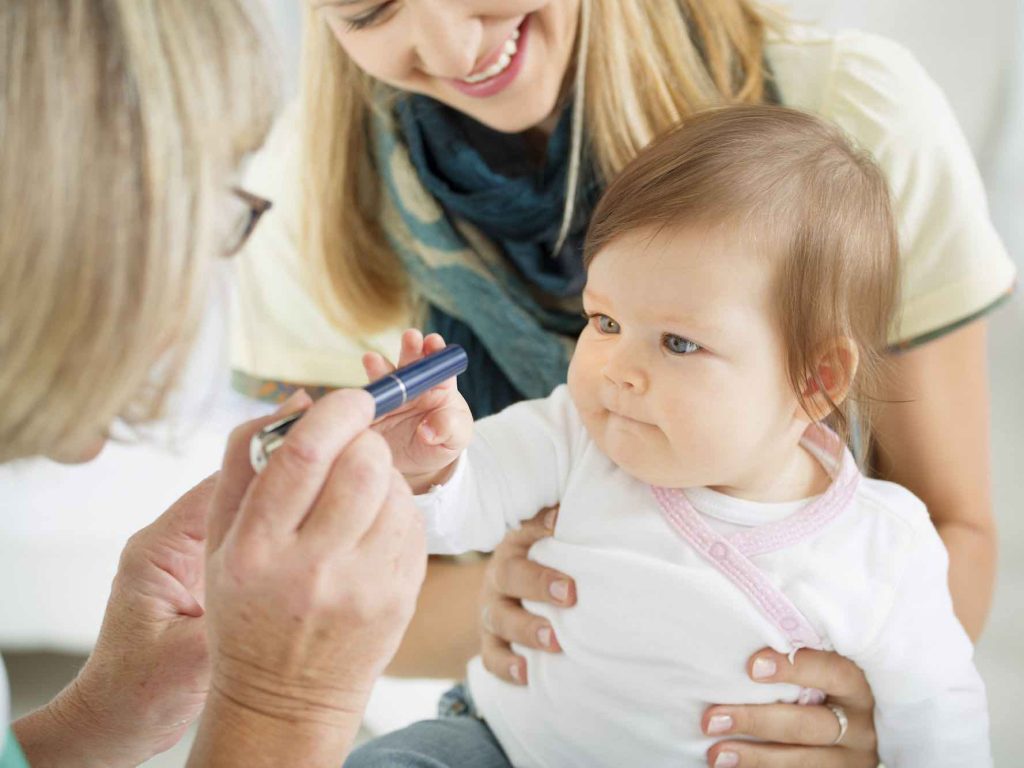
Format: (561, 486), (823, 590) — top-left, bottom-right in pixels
(537, 626), (553, 648)
(549, 580), (570, 603)
(419, 423), (436, 443)
(509, 663), (523, 684)
(707, 714), (733, 735)
(714, 751), (739, 768)
(752, 657), (777, 679)
(544, 509), (557, 530)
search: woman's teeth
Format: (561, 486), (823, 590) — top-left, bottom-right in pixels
(461, 28), (520, 84)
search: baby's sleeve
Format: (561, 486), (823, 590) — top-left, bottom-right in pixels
(416, 385), (582, 555)
(850, 511), (991, 767)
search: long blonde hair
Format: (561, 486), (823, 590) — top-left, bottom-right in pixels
(301, 0), (774, 335)
(0, 0), (277, 462)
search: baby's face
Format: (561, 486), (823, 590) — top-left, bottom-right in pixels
(568, 223), (809, 495)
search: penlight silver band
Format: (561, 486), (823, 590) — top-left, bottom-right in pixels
(389, 372), (408, 405)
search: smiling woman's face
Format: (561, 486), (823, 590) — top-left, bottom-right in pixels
(312, 0), (581, 133)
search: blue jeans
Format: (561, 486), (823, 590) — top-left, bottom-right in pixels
(344, 685), (512, 768)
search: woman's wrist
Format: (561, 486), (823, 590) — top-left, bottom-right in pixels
(13, 673), (132, 768)
(187, 684), (363, 768)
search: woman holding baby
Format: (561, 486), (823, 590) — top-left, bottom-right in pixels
(1, 2), (425, 766)
(231, 1), (1014, 766)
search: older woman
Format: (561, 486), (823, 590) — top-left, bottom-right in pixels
(0, 2), (425, 766)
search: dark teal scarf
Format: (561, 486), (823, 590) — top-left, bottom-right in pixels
(386, 95), (602, 417)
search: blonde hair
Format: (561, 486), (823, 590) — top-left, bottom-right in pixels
(585, 105), (901, 456)
(0, 0), (277, 462)
(300, 0), (776, 335)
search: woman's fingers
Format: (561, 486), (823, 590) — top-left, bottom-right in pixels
(702, 702), (873, 751)
(299, 430), (395, 545)
(705, 742), (873, 768)
(488, 554), (576, 607)
(701, 647), (880, 766)
(482, 596), (561, 652)
(748, 649), (874, 707)
(235, 388), (375, 543)
(484, 507), (574, 605)
(208, 390), (312, 551)
(481, 632), (528, 686)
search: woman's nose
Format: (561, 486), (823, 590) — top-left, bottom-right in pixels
(408, 3), (482, 79)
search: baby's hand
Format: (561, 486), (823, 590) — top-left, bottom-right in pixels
(362, 329), (473, 493)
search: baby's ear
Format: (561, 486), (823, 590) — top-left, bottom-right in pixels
(799, 338), (859, 422)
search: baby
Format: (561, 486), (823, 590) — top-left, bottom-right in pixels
(347, 106), (989, 767)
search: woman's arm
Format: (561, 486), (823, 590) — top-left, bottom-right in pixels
(872, 319), (995, 640)
(386, 510), (575, 681)
(386, 557), (489, 679)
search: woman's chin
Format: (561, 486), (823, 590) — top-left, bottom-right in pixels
(48, 435), (108, 464)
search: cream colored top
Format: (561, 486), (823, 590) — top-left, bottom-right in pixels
(232, 26), (1015, 391)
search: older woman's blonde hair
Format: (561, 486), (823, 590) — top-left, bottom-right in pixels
(0, 0), (277, 462)
(300, 0), (777, 335)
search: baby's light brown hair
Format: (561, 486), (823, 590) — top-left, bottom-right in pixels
(584, 105), (900, 458)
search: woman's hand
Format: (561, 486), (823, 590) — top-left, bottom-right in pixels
(703, 648), (879, 767)
(362, 329), (473, 492)
(15, 474), (218, 768)
(191, 387), (427, 767)
(478, 507), (576, 684)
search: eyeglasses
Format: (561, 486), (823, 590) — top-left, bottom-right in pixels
(224, 187), (272, 257)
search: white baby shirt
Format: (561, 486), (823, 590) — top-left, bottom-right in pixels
(416, 385), (990, 768)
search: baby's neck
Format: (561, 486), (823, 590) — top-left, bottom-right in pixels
(709, 438), (831, 504)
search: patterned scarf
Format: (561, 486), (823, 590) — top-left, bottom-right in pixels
(373, 95), (602, 417)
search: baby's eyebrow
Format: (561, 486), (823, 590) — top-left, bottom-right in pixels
(582, 289), (611, 305)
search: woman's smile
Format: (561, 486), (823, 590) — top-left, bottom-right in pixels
(323, 1), (581, 133)
(453, 16), (526, 90)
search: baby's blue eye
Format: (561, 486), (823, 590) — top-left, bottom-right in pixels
(663, 334), (701, 355)
(595, 314), (620, 334)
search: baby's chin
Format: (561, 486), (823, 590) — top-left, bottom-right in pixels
(591, 426), (694, 488)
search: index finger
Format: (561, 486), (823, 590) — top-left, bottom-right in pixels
(747, 648), (874, 707)
(235, 388), (376, 543)
(208, 390), (312, 552)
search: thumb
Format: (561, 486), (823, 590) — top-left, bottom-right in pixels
(207, 389), (312, 553)
(160, 474), (219, 544)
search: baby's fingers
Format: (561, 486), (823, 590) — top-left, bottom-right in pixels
(362, 351), (396, 382)
(397, 328), (426, 367)
(418, 405), (473, 450)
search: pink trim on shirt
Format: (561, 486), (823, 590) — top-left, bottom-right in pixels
(727, 427), (860, 558)
(650, 426), (859, 661)
(652, 485), (826, 651)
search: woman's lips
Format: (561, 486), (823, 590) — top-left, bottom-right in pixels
(448, 15), (530, 99)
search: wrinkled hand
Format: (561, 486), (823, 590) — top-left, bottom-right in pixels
(479, 507), (576, 685)
(201, 388), (427, 741)
(703, 648), (879, 767)
(363, 329), (473, 492)
(66, 474), (215, 766)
